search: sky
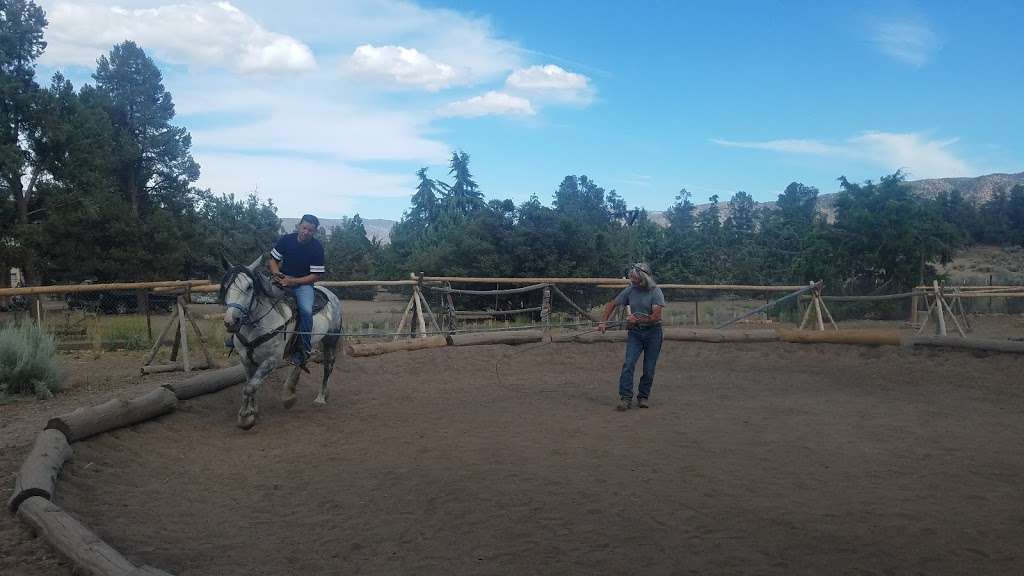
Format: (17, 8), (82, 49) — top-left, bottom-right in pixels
(34, 0), (1024, 220)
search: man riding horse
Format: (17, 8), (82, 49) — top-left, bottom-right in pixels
(270, 214), (326, 366)
(221, 213), (342, 429)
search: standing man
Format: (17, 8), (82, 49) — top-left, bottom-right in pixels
(598, 262), (665, 411)
(270, 214), (326, 365)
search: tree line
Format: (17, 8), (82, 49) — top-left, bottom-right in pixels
(1, 0), (279, 285)
(4, 0), (1023, 294)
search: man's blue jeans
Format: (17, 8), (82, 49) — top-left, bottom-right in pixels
(618, 326), (664, 400)
(291, 284), (315, 354)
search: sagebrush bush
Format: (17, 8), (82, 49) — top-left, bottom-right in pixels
(0, 322), (65, 399)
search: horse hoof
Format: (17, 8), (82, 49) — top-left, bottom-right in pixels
(237, 414), (257, 430)
(313, 396), (326, 407)
(283, 394), (297, 409)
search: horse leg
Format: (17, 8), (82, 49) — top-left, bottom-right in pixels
(238, 357), (277, 430)
(282, 364), (301, 409)
(314, 335), (340, 406)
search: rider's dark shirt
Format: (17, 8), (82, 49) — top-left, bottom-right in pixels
(271, 233), (325, 277)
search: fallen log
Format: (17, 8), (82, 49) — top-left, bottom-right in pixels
(7, 429), (73, 513)
(448, 330), (543, 346)
(664, 328), (779, 342)
(17, 496), (139, 576)
(45, 388), (178, 443)
(126, 567), (175, 576)
(141, 361), (210, 375)
(161, 364), (247, 400)
(777, 329), (903, 346)
(571, 328), (779, 344)
(345, 335), (448, 357)
(904, 335), (1024, 354)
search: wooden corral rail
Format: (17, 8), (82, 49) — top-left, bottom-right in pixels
(0, 280), (213, 297)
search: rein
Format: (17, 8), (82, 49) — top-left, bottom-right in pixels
(221, 267), (292, 364)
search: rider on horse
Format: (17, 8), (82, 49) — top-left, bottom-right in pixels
(269, 214), (326, 366)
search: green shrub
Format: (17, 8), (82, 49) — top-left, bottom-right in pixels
(0, 322), (65, 399)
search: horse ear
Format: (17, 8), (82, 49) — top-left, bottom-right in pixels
(248, 255), (264, 271)
(221, 254), (232, 271)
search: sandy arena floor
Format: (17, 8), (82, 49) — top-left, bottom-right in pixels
(4, 339), (1022, 575)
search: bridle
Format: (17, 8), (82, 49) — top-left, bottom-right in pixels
(220, 267), (290, 363)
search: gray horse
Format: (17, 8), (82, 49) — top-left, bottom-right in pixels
(220, 256), (343, 430)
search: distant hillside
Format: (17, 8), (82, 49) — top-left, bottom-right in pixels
(280, 217), (395, 244)
(650, 171), (1024, 226)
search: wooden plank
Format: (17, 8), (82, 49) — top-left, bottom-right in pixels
(176, 297), (190, 373)
(182, 303), (214, 367)
(413, 287), (427, 338)
(0, 280), (212, 297)
(391, 293), (416, 342)
(142, 316), (178, 367)
(7, 429), (73, 513)
(933, 281), (947, 336)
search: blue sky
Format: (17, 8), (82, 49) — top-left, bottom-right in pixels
(36, 0), (1023, 220)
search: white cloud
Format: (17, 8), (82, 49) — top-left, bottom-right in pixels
(868, 19), (939, 66)
(437, 91), (535, 118)
(712, 132), (974, 178)
(196, 153), (415, 218)
(184, 82), (450, 162)
(848, 132), (970, 178)
(506, 64), (594, 104)
(40, 1), (316, 73)
(345, 44), (458, 90)
(712, 138), (845, 157)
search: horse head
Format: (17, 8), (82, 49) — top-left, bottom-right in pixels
(220, 255), (273, 333)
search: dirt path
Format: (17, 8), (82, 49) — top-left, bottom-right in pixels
(4, 340), (1022, 575)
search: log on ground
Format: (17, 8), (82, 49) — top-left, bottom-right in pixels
(663, 328), (779, 342)
(904, 335), (1024, 354)
(45, 388), (178, 443)
(345, 336), (448, 357)
(162, 364), (247, 400)
(17, 495), (141, 576)
(777, 329), (903, 346)
(7, 429), (73, 513)
(141, 361), (210, 375)
(448, 330), (543, 346)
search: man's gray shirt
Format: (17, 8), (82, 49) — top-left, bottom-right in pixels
(614, 285), (666, 319)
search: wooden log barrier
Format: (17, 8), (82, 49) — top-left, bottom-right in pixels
(448, 330), (544, 347)
(141, 361), (210, 375)
(45, 388), (178, 443)
(904, 336), (1024, 354)
(346, 335), (448, 357)
(7, 429), (73, 513)
(17, 496), (165, 576)
(161, 364), (248, 400)
(777, 329), (903, 346)
(664, 327), (779, 342)
(570, 328), (779, 344)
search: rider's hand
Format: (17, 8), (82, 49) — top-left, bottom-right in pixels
(275, 275), (291, 287)
(598, 321), (607, 334)
(627, 314), (639, 326)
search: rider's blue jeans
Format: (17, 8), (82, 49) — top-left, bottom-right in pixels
(618, 325), (664, 401)
(291, 284), (314, 354)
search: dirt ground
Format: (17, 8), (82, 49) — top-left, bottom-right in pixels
(3, 320), (1024, 576)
